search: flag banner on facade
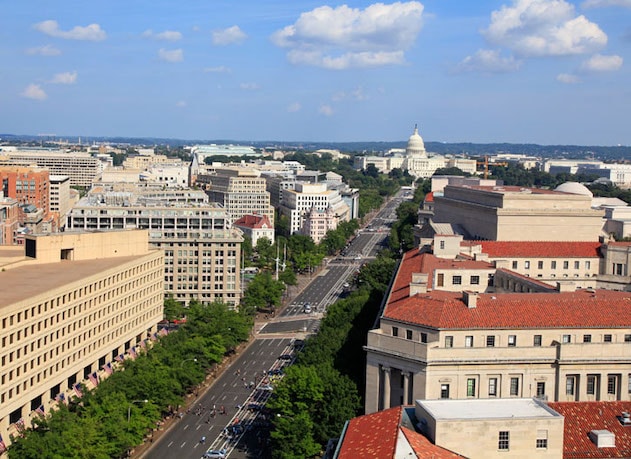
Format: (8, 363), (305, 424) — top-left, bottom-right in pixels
(139, 339), (147, 349)
(158, 328), (168, 337)
(55, 392), (66, 404)
(88, 372), (99, 387)
(150, 332), (158, 341)
(0, 434), (6, 453)
(73, 383), (83, 398)
(115, 354), (125, 363)
(102, 362), (113, 375)
(129, 347), (137, 359)
(35, 405), (45, 416)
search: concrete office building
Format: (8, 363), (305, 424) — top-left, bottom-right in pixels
(364, 245), (631, 414)
(48, 175), (71, 229)
(0, 230), (164, 445)
(66, 189), (243, 307)
(0, 194), (19, 245)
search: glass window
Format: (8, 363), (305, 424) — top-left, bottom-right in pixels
(498, 431), (510, 450)
(536, 381), (545, 397)
(512, 261), (518, 269)
(608, 375), (618, 395)
(470, 275), (480, 285)
(445, 336), (453, 348)
(465, 336), (473, 347)
(583, 334), (591, 343)
(467, 378), (476, 397)
(585, 261), (591, 270)
(392, 326), (398, 337)
(406, 330), (413, 340)
(508, 335), (516, 347)
(563, 261), (569, 269)
(524, 261), (530, 269)
(604, 334), (612, 343)
(562, 334), (571, 343)
(489, 378), (498, 397)
(437, 273), (444, 287)
(537, 261), (544, 269)
(587, 375), (596, 395)
(452, 276), (462, 285)
(440, 384), (450, 399)
(574, 261), (580, 269)
(486, 335), (495, 347)
(536, 430), (548, 449)
(566, 376), (575, 395)
(510, 377), (519, 396)
(533, 335), (542, 346)
(551, 261), (557, 269)
(624, 334), (631, 343)
(420, 333), (427, 343)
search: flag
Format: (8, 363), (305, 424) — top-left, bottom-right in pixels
(55, 392), (66, 404)
(129, 347), (137, 359)
(0, 434), (6, 453)
(139, 339), (147, 350)
(150, 332), (158, 341)
(102, 362), (113, 375)
(73, 383), (83, 398)
(115, 354), (125, 363)
(88, 372), (99, 387)
(35, 405), (45, 416)
(158, 328), (168, 337)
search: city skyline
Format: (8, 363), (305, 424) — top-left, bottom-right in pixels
(2, 0), (630, 146)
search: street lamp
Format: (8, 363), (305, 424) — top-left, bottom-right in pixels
(128, 399), (148, 422)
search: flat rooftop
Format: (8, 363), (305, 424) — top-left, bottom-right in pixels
(0, 255), (148, 309)
(417, 398), (561, 420)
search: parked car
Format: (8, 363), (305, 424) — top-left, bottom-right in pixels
(202, 450), (227, 459)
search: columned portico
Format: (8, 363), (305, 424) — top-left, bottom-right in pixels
(381, 366), (391, 410)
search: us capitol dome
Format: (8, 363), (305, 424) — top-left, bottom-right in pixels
(406, 124), (427, 158)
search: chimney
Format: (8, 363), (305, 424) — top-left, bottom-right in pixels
(463, 291), (478, 308)
(621, 412), (631, 426)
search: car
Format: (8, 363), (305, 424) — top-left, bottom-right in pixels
(303, 304), (312, 314)
(259, 384), (274, 391)
(202, 450), (227, 459)
(279, 354), (293, 361)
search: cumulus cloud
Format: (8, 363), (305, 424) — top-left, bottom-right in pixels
(581, 53), (623, 71)
(557, 73), (580, 83)
(319, 104), (334, 116)
(482, 0), (607, 57)
(142, 29), (182, 41)
(203, 66), (231, 73)
(21, 84), (47, 100)
(287, 102), (301, 112)
(272, 2), (424, 69)
(50, 71), (77, 84)
(239, 82), (260, 90)
(582, 0), (631, 7)
(34, 20), (106, 41)
(456, 49), (522, 73)
(26, 44), (61, 56)
(158, 48), (183, 62)
(212, 26), (247, 45)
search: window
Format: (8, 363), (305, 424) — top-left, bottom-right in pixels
(498, 431), (510, 451)
(583, 334), (592, 343)
(536, 430), (548, 449)
(536, 382), (546, 398)
(420, 332), (427, 343)
(566, 376), (576, 395)
(563, 261), (569, 269)
(406, 330), (413, 340)
(512, 261), (518, 269)
(551, 261), (557, 269)
(604, 334), (612, 343)
(465, 336), (473, 347)
(608, 375), (618, 395)
(585, 261), (591, 270)
(562, 334), (571, 344)
(508, 335), (516, 347)
(533, 335), (542, 346)
(625, 334), (631, 343)
(524, 261), (530, 269)
(538, 261), (544, 269)
(470, 275), (480, 285)
(510, 377), (520, 396)
(439, 240), (445, 250)
(574, 261), (580, 269)
(486, 335), (495, 347)
(440, 384), (450, 399)
(628, 374), (631, 394)
(614, 263), (624, 275)
(452, 276), (462, 285)
(445, 336), (453, 348)
(489, 378), (498, 397)
(587, 375), (596, 395)
(392, 327), (398, 337)
(467, 378), (476, 397)
(437, 273), (444, 287)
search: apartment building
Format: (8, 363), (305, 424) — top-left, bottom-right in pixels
(0, 194), (19, 245)
(364, 247), (631, 414)
(0, 230), (164, 445)
(66, 188), (242, 307)
(233, 214), (274, 246)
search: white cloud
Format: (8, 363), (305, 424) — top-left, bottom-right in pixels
(582, 0), (631, 7)
(557, 73), (580, 83)
(457, 49), (522, 73)
(142, 29), (182, 41)
(33, 20), (106, 41)
(176, 100), (187, 107)
(203, 66), (231, 73)
(239, 82), (260, 90)
(332, 87), (369, 101)
(26, 44), (61, 56)
(21, 84), (47, 100)
(212, 26), (247, 45)
(287, 102), (301, 112)
(272, 2), (424, 69)
(158, 48), (183, 62)
(50, 71), (77, 84)
(580, 53), (623, 71)
(482, 0), (607, 57)
(319, 104), (334, 116)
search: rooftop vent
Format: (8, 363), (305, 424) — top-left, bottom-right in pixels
(589, 430), (615, 448)
(463, 291), (478, 308)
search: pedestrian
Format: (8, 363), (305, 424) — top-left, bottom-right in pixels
(200, 436), (206, 444)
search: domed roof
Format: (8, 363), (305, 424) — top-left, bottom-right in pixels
(406, 124), (426, 157)
(554, 182), (593, 197)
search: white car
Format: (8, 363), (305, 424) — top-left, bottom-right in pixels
(203, 450), (227, 459)
(303, 304), (312, 314)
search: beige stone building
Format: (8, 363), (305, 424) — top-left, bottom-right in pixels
(432, 185), (605, 241)
(0, 230), (164, 445)
(364, 247), (631, 414)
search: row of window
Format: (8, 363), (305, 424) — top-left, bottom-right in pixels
(566, 374), (631, 396)
(512, 260), (592, 270)
(497, 430), (547, 451)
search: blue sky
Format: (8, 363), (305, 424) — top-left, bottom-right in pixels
(1, 0), (630, 145)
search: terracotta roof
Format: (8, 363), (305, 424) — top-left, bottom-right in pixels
(424, 191), (434, 202)
(337, 406), (463, 459)
(475, 241), (602, 258)
(608, 241), (631, 247)
(548, 401), (631, 458)
(232, 214), (272, 229)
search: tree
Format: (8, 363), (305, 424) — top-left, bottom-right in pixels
(240, 271), (285, 313)
(163, 295), (185, 321)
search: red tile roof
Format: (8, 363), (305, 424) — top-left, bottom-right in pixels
(608, 241), (631, 247)
(337, 406), (463, 459)
(232, 214), (272, 229)
(475, 241), (602, 258)
(384, 250), (631, 329)
(424, 191), (434, 203)
(548, 401), (631, 458)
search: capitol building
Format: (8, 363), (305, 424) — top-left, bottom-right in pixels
(354, 126), (476, 178)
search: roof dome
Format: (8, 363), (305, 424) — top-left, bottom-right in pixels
(406, 125), (426, 157)
(554, 182), (593, 197)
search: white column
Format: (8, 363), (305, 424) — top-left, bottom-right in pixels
(402, 371), (410, 405)
(382, 366), (391, 410)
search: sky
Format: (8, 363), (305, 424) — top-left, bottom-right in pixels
(1, 0), (630, 146)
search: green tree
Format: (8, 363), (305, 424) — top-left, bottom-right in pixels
(240, 271), (285, 314)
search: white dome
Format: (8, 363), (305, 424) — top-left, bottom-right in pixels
(406, 125), (426, 157)
(554, 182), (593, 197)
